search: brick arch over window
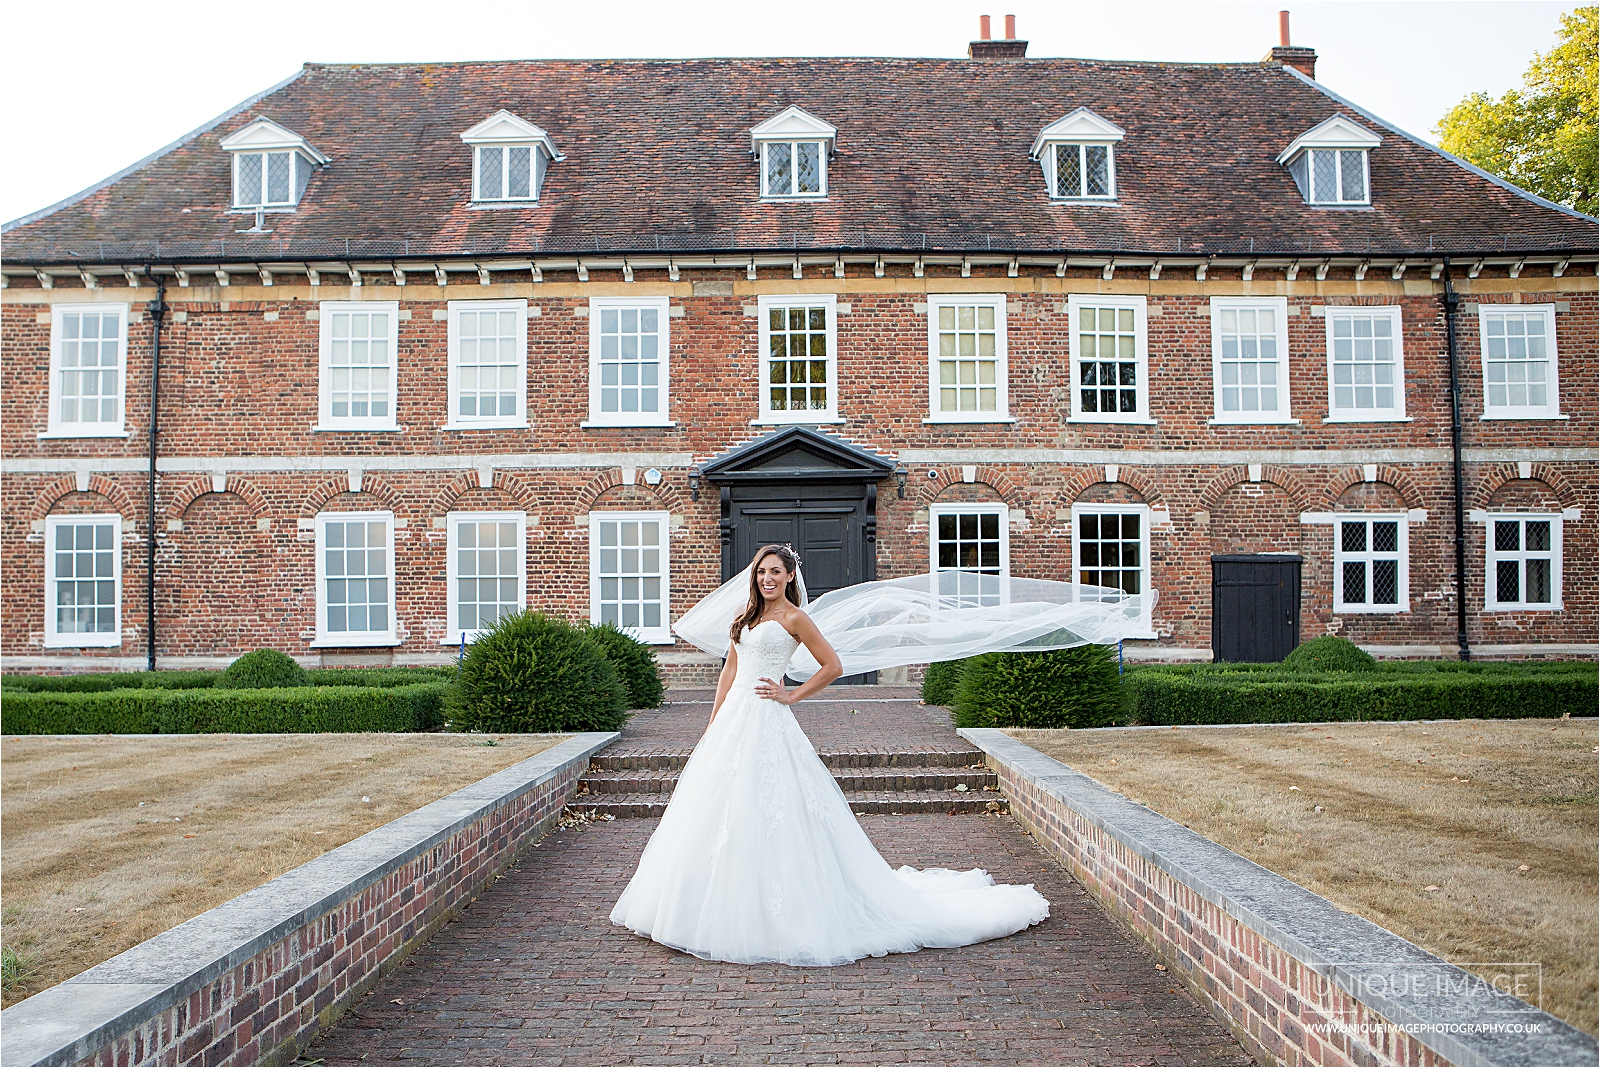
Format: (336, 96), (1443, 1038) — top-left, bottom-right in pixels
(574, 468), (685, 514)
(1473, 463), (1581, 511)
(914, 467), (1024, 509)
(1199, 465), (1311, 514)
(1320, 465), (1425, 511)
(300, 473), (406, 519)
(1059, 466), (1164, 507)
(32, 474), (136, 522)
(166, 476), (270, 522)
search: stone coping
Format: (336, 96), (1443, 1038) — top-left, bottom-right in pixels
(0, 731), (617, 1067)
(960, 728), (1598, 1068)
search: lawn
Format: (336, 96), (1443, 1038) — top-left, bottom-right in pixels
(0, 732), (565, 1007)
(1008, 717), (1599, 1036)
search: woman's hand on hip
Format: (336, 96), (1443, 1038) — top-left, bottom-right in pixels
(754, 676), (793, 704)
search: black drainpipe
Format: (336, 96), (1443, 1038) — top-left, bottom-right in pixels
(145, 274), (168, 671)
(1441, 258), (1470, 661)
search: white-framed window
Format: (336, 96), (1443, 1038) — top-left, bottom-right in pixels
(43, 514), (122, 648)
(1052, 143), (1116, 199)
(586, 297), (671, 427)
(758, 294), (838, 423)
(233, 149), (312, 209)
(1486, 514), (1563, 610)
(314, 512), (397, 647)
(1071, 504), (1154, 634)
(317, 301), (400, 432)
(1068, 294), (1149, 422)
(589, 511), (671, 644)
(1290, 148), (1369, 205)
(1211, 297), (1292, 424)
(761, 141), (826, 198)
(927, 294), (1009, 422)
(445, 512), (526, 644)
(474, 145), (537, 202)
(930, 502), (1010, 608)
(44, 303), (128, 438)
(445, 300), (527, 430)
(1325, 305), (1406, 421)
(1334, 515), (1409, 613)
(1478, 304), (1561, 419)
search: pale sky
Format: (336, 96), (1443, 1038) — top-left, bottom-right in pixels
(0, 0), (1577, 225)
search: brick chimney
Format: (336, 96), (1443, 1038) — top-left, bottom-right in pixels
(1262, 10), (1317, 78)
(969, 13), (1028, 60)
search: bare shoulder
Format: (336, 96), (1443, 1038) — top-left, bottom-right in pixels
(776, 603), (818, 639)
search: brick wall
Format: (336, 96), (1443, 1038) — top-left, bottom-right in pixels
(2, 265), (1594, 671)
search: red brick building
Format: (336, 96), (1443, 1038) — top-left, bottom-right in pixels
(3, 25), (1595, 680)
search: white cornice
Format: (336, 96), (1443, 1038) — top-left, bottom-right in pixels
(460, 110), (563, 160)
(1031, 107), (1125, 159)
(219, 117), (330, 164)
(1276, 113), (1381, 164)
(750, 105), (837, 154)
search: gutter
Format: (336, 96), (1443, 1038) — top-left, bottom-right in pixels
(144, 276), (167, 671)
(1441, 258), (1470, 661)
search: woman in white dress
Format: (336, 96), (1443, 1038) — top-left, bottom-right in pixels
(610, 544), (1049, 967)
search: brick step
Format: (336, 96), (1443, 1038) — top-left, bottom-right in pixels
(565, 790), (1008, 819)
(589, 749), (985, 772)
(574, 768), (999, 796)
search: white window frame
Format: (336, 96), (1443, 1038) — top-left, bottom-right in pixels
(1477, 303), (1562, 420)
(443, 299), (528, 430)
(1067, 294), (1151, 423)
(1210, 296), (1294, 425)
(925, 293), (1011, 423)
(588, 510), (672, 644)
(584, 296), (673, 428)
(1050, 142), (1117, 200)
(1069, 502), (1155, 637)
(1484, 513), (1564, 611)
(929, 501), (1011, 608)
(313, 511), (398, 647)
(472, 144), (540, 203)
(43, 302), (129, 439)
(760, 141), (828, 199)
(1295, 148), (1371, 206)
(1324, 305), (1407, 422)
(315, 300), (401, 432)
(231, 150), (306, 210)
(443, 511), (527, 644)
(1333, 514), (1410, 614)
(43, 513), (123, 648)
(756, 293), (840, 425)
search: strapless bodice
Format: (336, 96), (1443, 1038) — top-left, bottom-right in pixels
(732, 619), (801, 685)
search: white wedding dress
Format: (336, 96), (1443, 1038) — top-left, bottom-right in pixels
(609, 619), (1049, 966)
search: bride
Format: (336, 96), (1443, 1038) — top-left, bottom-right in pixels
(609, 544), (1051, 967)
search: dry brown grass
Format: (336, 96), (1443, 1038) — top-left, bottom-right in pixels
(1006, 718), (1599, 1035)
(0, 732), (565, 1006)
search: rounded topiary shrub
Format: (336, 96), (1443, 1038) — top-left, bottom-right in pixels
(215, 649), (308, 690)
(585, 622), (665, 710)
(1280, 635), (1378, 673)
(451, 611), (627, 733)
(920, 658), (971, 706)
(952, 645), (1122, 729)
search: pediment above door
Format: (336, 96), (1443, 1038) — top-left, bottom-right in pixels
(699, 427), (898, 484)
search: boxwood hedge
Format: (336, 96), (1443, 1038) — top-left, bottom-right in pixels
(0, 683), (448, 735)
(0, 666), (453, 693)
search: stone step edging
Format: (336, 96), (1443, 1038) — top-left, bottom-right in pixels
(960, 728), (1598, 1068)
(0, 732), (619, 1068)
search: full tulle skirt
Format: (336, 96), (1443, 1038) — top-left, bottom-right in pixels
(609, 683), (1049, 967)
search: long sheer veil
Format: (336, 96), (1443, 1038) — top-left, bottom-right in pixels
(672, 564), (1150, 681)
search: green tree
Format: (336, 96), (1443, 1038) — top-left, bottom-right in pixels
(1436, 6), (1598, 216)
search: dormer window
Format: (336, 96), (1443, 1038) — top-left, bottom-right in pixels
(460, 110), (562, 205)
(1032, 108), (1124, 201)
(220, 118), (327, 212)
(750, 106), (836, 199)
(1278, 114), (1380, 206)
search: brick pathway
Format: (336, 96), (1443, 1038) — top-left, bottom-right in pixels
(305, 692), (1251, 1066)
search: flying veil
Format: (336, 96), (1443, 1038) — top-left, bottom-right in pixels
(672, 565), (1151, 681)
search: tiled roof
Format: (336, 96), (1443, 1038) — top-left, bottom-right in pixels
(4, 57), (1593, 263)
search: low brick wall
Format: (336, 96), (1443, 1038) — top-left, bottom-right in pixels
(0, 732), (618, 1067)
(960, 728), (1597, 1068)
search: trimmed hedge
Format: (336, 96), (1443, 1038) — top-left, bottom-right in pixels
(1124, 669), (1598, 725)
(920, 658), (972, 706)
(216, 649), (308, 689)
(952, 646), (1124, 729)
(1280, 635), (1377, 672)
(584, 622), (665, 710)
(0, 683), (448, 735)
(450, 611), (628, 733)
(1, 666), (453, 693)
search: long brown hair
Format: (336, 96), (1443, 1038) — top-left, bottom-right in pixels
(730, 544), (802, 644)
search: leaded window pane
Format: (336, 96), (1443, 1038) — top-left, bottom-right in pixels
(266, 152), (291, 204)
(1217, 305), (1281, 413)
(507, 147), (532, 198)
(598, 304), (663, 417)
(1055, 144), (1081, 197)
(1339, 150), (1366, 201)
(324, 520), (389, 634)
(936, 302), (999, 413)
(1310, 150), (1338, 203)
(766, 304), (829, 412)
(478, 147), (503, 200)
(1084, 145), (1110, 196)
(236, 153), (263, 207)
(53, 521), (117, 634)
(1336, 517), (1404, 611)
(1488, 516), (1559, 607)
(796, 142), (821, 193)
(456, 519), (521, 633)
(766, 142), (792, 196)
(1077, 304), (1138, 414)
(328, 310), (391, 420)
(58, 310), (122, 425)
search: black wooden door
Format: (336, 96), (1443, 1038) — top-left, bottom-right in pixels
(1211, 555), (1302, 663)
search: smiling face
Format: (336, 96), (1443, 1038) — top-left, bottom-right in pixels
(755, 553), (793, 607)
